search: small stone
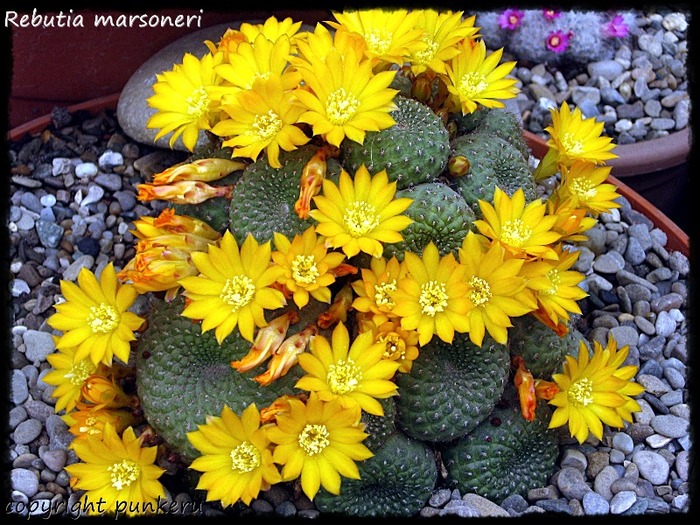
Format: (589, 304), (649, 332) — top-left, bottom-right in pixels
(560, 449), (587, 471)
(79, 185), (104, 207)
(98, 150), (124, 169)
(61, 255), (95, 282)
(527, 485), (558, 502)
(35, 220), (65, 249)
(611, 478), (638, 494)
(74, 162), (98, 178)
(663, 366), (686, 389)
(636, 374), (670, 396)
(11, 370), (29, 405)
(610, 491), (637, 514)
(500, 494), (528, 514)
(39, 449), (67, 473)
(593, 252), (625, 273)
(429, 489), (451, 508)
(650, 414), (689, 439)
(582, 491), (609, 515)
(633, 450), (670, 485)
(533, 499), (572, 515)
(611, 432), (634, 455)
(11, 468), (39, 498)
(608, 325), (639, 349)
(594, 466), (620, 501)
(461, 494), (509, 517)
(251, 499), (273, 514)
(52, 158), (74, 176)
(94, 173), (123, 192)
(23, 330), (55, 364)
(275, 501), (296, 517)
(13, 419), (43, 445)
(555, 467), (592, 500)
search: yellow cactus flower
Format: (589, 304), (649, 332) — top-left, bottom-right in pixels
(271, 226), (347, 308)
(292, 41), (398, 147)
(407, 10), (480, 76)
(351, 255), (406, 326)
(265, 394), (373, 500)
(328, 8), (425, 68)
(548, 338), (643, 444)
(309, 166), (413, 258)
(295, 322), (400, 416)
(44, 345), (104, 413)
(360, 317), (420, 373)
(458, 231), (536, 346)
(444, 39), (518, 115)
(391, 241), (470, 346)
(534, 102), (617, 180)
(556, 161), (622, 217)
(179, 231), (286, 343)
(65, 424), (165, 516)
(47, 263), (144, 367)
(475, 187), (562, 261)
(146, 52), (223, 151)
(187, 404), (282, 507)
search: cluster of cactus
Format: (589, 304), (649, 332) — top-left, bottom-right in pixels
(476, 9), (636, 68)
(135, 100), (578, 516)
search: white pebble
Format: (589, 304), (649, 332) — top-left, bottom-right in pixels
(74, 162), (98, 178)
(98, 150), (124, 169)
(39, 194), (57, 207)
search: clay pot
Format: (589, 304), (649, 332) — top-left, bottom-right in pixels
(7, 96), (689, 259)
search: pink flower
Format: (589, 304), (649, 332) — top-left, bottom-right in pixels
(498, 9), (524, 30)
(546, 30), (572, 53)
(542, 9), (561, 21)
(603, 14), (629, 38)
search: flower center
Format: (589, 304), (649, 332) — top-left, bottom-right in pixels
(458, 72), (488, 99)
(509, 15), (520, 25)
(343, 201), (380, 237)
(548, 35), (561, 47)
(230, 441), (261, 473)
(327, 358), (362, 394)
(220, 275), (256, 311)
(68, 360), (97, 386)
(561, 132), (584, 155)
(108, 459), (141, 491)
(414, 38), (439, 64)
(374, 279), (397, 309)
(569, 177), (597, 200)
(186, 86), (209, 118)
(86, 304), (120, 334)
(567, 377), (594, 406)
(291, 255), (320, 285)
(419, 280), (448, 316)
(326, 88), (360, 125)
(298, 424), (330, 456)
(468, 275), (492, 306)
(543, 268), (561, 295)
(500, 218), (533, 247)
(78, 415), (101, 435)
(377, 332), (405, 360)
(251, 109), (283, 142)
(365, 29), (393, 55)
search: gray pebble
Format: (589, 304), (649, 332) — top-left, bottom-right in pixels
(534, 499), (572, 514)
(636, 374), (670, 396)
(429, 489), (451, 508)
(61, 255), (95, 282)
(663, 366), (685, 389)
(9, 406), (28, 429)
(39, 449), (67, 472)
(462, 494), (509, 517)
(251, 499), (273, 514)
(500, 494), (529, 513)
(612, 432), (634, 455)
(275, 501), (297, 517)
(633, 450), (670, 484)
(79, 185), (105, 207)
(555, 467), (592, 499)
(23, 400), (53, 423)
(13, 419), (43, 445)
(52, 158), (74, 176)
(608, 325), (639, 348)
(624, 237), (646, 265)
(650, 414), (689, 439)
(594, 466), (619, 501)
(35, 220), (65, 249)
(11, 370), (29, 405)
(560, 449), (587, 471)
(23, 330), (55, 364)
(609, 449), (625, 464)
(610, 491), (637, 514)
(611, 477), (637, 493)
(593, 252), (625, 273)
(675, 450), (689, 481)
(98, 150), (124, 169)
(94, 173), (123, 192)
(11, 468), (40, 498)
(582, 491), (609, 515)
(654, 311), (676, 337)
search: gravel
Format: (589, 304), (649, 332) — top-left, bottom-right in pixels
(6, 10), (690, 518)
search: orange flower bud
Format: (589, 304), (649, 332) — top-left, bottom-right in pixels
(254, 324), (319, 386)
(231, 310), (300, 373)
(136, 181), (233, 204)
(151, 158), (246, 185)
(259, 393), (308, 425)
(513, 355), (537, 422)
(294, 145), (338, 219)
(448, 155), (471, 177)
(534, 379), (559, 400)
(80, 374), (137, 411)
(317, 283), (354, 329)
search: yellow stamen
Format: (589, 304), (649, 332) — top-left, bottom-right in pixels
(108, 459), (140, 491)
(543, 268), (561, 295)
(186, 86), (209, 118)
(298, 424), (330, 456)
(291, 255), (320, 285)
(251, 110), (283, 142)
(326, 88), (360, 125)
(343, 201), (380, 237)
(230, 441), (261, 473)
(468, 276), (492, 306)
(377, 332), (405, 360)
(415, 39), (439, 64)
(500, 219), (533, 247)
(86, 304), (119, 334)
(374, 280), (397, 308)
(66, 361), (95, 386)
(419, 281), (448, 316)
(327, 359), (362, 394)
(366, 29), (393, 55)
(220, 275), (256, 311)
(561, 132), (584, 155)
(568, 378), (594, 406)
(458, 72), (488, 98)
(569, 178), (597, 200)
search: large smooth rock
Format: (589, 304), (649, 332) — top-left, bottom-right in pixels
(117, 22), (243, 152)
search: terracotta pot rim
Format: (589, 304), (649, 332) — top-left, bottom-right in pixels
(8, 97), (689, 258)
